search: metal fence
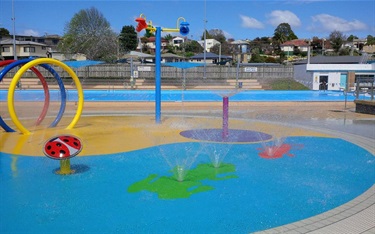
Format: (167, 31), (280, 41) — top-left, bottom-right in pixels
(4, 63), (294, 81)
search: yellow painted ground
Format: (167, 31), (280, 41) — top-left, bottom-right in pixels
(0, 115), (331, 157)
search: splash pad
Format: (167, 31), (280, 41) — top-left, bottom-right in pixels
(1, 112), (374, 233)
(1, 59), (374, 233)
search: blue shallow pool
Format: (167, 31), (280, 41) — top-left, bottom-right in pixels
(0, 90), (365, 102)
(1, 137), (374, 233)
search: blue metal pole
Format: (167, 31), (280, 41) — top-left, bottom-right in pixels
(155, 27), (161, 124)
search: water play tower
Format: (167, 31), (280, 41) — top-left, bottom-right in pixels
(135, 14), (190, 123)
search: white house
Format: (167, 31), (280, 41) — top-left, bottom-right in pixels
(280, 39), (309, 56)
(172, 37), (185, 47)
(197, 38), (220, 52)
(142, 37), (169, 52)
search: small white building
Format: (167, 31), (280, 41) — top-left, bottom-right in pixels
(294, 55), (375, 91)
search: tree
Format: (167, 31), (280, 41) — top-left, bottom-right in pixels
(347, 34), (358, 42)
(58, 7), (117, 61)
(272, 23), (298, 45)
(0, 28), (10, 37)
(164, 34), (173, 42)
(311, 36), (323, 55)
(144, 26), (155, 38)
(329, 30), (346, 54)
(249, 37), (272, 55)
(181, 40), (203, 54)
(200, 30), (213, 40)
(272, 23), (297, 58)
(367, 35), (375, 45)
(210, 41), (232, 55)
(208, 29), (226, 43)
(250, 53), (265, 63)
(119, 25), (137, 53)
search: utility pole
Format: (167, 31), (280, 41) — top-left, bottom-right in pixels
(203, 0), (207, 79)
(12, 0), (17, 60)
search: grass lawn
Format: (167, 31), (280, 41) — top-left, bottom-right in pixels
(269, 78), (309, 90)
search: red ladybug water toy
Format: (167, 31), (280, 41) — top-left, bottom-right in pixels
(44, 135), (82, 160)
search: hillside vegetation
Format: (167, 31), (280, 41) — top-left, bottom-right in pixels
(269, 78), (309, 90)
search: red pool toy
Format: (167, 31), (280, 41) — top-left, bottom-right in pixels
(43, 135), (82, 160)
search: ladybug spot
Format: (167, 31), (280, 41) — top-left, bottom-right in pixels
(51, 151), (55, 155)
(63, 139), (69, 143)
(59, 150), (66, 156)
(47, 145), (51, 150)
(56, 143), (62, 147)
(74, 142), (79, 146)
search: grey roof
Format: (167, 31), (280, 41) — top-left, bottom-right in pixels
(231, 40), (250, 45)
(190, 52), (232, 60)
(0, 39), (47, 46)
(161, 53), (185, 59)
(124, 51), (154, 58)
(296, 55), (363, 64)
(123, 52), (185, 59)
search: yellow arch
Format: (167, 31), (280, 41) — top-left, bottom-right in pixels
(7, 58), (84, 135)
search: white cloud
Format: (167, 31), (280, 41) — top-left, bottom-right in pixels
(311, 14), (368, 33)
(22, 29), (40, 36)
(266, 10), (301, 27)
(240, 15), (264, 29)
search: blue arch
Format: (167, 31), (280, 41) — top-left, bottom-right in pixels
(0, 59), (66, 132)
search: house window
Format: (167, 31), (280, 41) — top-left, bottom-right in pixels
(24, 47), (36, 52)
(2, 47), (10, 52)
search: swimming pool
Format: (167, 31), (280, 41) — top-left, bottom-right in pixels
(0, 89), (365, 102)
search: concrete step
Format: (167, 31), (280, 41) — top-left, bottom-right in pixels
(1, 78), (265, 90)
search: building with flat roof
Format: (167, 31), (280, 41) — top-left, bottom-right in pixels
(294, 55), (374, 91)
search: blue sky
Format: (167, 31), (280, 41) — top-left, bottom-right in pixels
(0, 0), (374, 41)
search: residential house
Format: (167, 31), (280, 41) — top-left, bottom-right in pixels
(0, 39), (50, 59)
(0, 34), (70, 60)
(280, 39), (309, 56)
(161, 53), (185, 63)
(144, 37), (169, 53)
(172, 37), (185, 47)
(352, 38), (375, 54)
(189, 52), (232, 64)
(231, 40), (251, 63)
(196, 38), (220, 52)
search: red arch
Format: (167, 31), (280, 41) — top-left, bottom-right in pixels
(0, 60), (50, 126)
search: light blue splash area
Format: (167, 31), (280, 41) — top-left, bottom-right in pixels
(0, 90), (366, 102)
(1, 137), (374, 233)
